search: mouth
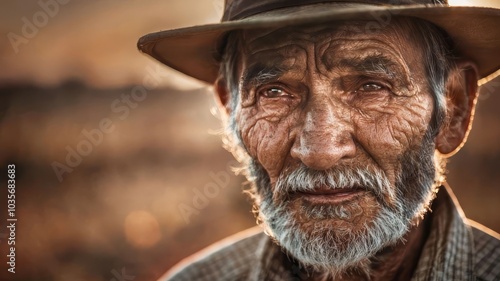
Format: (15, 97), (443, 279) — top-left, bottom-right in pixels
(295, 186), (366, 204)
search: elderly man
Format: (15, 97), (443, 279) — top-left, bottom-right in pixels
(139, 0), (500, 280)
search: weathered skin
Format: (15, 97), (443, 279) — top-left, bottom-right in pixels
(215, 20), (479, 281)
(238, 22), (432, 205)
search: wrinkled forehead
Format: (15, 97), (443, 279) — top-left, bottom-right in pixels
(234, 19), (424, 85)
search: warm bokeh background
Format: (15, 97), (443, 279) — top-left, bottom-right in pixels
(0, 1), (499, 281)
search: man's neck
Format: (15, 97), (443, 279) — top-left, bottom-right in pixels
(367, 214), (431, 281)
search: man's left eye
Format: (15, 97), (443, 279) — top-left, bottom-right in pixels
(358, 83), (384, 92)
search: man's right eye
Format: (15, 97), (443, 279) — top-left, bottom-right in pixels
(260, 87), (291, 98)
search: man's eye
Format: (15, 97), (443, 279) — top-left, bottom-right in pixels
(358, 83), (384, 92)
(261, 88), (290, 98)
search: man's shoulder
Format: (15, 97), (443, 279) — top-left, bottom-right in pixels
(468, 221), (500, 281)
(159, 226), (266, 281)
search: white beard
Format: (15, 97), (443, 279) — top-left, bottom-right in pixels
(247, 132), (439, 279)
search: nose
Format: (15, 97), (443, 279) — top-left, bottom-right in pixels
(290, 101), (356, 170)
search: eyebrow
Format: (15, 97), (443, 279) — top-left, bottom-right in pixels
(241, 54), (410, 89)
(241, 63), (287, 87)
(336, 55), (404, 80)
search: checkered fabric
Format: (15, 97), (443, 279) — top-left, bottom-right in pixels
(162, 185), (500, 281)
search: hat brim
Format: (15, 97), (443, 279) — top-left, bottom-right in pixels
(137, 3), (500, 85)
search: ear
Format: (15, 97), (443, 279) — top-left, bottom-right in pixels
(436, 61), (479, 156)
(214, 76), (232, 117)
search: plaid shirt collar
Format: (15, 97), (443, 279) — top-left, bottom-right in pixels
(249, 184), (476, 281)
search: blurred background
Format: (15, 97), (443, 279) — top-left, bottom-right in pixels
(0, 0), (499, 280)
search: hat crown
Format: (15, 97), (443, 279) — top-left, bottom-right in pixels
(222, 0), (448, 21)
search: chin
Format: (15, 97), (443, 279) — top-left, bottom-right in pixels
(261, 197), (410, 278)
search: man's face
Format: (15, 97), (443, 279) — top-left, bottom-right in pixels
(230, 20), (440, 274)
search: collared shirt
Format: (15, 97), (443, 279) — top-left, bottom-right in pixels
(162, 185), (500, 281)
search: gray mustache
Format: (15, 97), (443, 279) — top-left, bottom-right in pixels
(274, 165), (395, 203)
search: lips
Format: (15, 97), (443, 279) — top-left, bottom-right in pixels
(295, 186), (366, 204)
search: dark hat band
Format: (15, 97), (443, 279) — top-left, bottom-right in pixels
(222, 0), (447, 21)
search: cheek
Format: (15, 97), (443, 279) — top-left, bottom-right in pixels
(353, 95), (434, 181)
(238, 107), (298, 181)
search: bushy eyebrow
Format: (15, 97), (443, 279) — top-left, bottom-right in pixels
(241, 63), (287, 87)
(241, 54), (411, 91)
(335, 55), (407, 81)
